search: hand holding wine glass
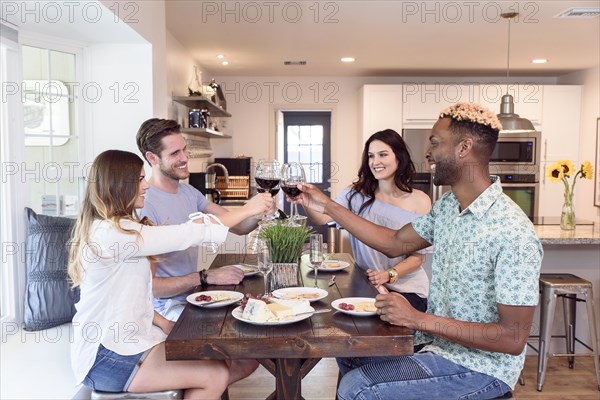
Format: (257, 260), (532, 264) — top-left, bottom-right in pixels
(256, 238), (273, 294)
(281, 162), (306, 225)
(310, 234), (324, 288)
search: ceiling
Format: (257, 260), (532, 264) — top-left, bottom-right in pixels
(165, 0), (600, 77)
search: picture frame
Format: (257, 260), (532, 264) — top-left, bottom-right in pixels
(595, 117), (600, 207)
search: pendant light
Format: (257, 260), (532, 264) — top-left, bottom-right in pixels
(497, 12), (537, 133)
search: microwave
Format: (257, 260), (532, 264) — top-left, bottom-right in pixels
(489, 131), (541, 175)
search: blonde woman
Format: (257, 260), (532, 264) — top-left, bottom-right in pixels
(68, 150), (271, 398)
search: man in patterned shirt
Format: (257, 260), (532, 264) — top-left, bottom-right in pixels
(298, 103), (542, 399)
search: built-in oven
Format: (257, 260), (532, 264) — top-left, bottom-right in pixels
(497, 173), (539, 222)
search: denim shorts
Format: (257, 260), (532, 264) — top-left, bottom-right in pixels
(83, 344), (151, 392)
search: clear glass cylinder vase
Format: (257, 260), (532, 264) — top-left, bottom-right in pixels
(560, 191), (576, 230)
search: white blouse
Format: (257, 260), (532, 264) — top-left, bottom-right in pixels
(71, 218), (228, 384)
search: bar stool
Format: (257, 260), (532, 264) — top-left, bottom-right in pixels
(529, 273), (600, 392)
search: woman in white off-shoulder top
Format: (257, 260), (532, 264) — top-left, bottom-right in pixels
(68, 150), (272, 398)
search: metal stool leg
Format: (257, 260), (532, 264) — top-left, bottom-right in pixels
(562, 293), (577, 368)
(538, 287), (557, 391)
(583, 288), (600, 391)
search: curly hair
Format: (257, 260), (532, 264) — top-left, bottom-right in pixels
(136, 118), (181, 164)
(439, 103), (500, 158)
(348, 129), (416, 215)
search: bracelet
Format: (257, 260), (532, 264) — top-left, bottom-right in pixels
(199, 270), (208, 287)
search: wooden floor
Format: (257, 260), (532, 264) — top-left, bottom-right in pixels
(228, 356), (600, 399)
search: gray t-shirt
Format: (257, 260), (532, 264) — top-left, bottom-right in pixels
(140, 183), (210, 311)
(334, 188), (429, 298)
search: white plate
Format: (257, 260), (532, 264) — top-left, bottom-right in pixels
(309, 260), (350, 272)
(271, 287), (328, 302)
(331, 297), (378, 316)
(231, 264), (260, 277)
(231, 305), (315, 326)
(186, 291), (244, 308)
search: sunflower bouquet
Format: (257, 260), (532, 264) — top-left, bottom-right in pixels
(546, 160), (593, 229)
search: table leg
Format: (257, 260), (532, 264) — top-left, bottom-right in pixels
(275, 358), (301, 400)
(259, 358), (322, 400)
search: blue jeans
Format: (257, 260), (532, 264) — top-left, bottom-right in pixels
(337, 352), (512, 400)
(83, 344), (150, 392)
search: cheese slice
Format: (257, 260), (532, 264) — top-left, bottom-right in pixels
(267, 302), (293, 318)
(270, 298), (312, 316)
(242, 298), (274, 322)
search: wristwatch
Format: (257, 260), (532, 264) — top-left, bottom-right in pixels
(199, 270), (208, 288)
(387, 268), (399, 284)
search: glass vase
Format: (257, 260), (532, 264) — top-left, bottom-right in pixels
(560, 191), (576, 230)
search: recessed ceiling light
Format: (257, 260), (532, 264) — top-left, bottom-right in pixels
(216, 54), (225, 59)
(531, 59), (548, 64)
(341, 57), (355, 63)
(221, 61), (229, 66)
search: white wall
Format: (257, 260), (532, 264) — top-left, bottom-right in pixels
(84, 43), (153, 159)
(559, 66), (600, 222)
(101, 0), (168, 118)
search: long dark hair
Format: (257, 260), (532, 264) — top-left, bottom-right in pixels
(348, 129), (416, 215)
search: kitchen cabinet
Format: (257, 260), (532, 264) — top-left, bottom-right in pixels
(172, 96), (232, 139)
(360, 85), (403, 144)
(402, 84), (479, 127)
(537, 85), (582, 217)
(479, 84), (543, 128)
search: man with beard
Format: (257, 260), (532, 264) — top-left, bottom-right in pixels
(136, 118), (273, 323)
(297, 103), (542, 400)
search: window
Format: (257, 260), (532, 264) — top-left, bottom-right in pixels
(1, 23), (22, 325)
(1, 34), (83, 327)
(22, 44), (81, 217)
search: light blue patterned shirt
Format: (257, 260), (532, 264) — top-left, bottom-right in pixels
(411, 176), (542, 389)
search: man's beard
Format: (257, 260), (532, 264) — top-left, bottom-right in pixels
(159, 162), (189, 181)
(432, 158), (460, 186)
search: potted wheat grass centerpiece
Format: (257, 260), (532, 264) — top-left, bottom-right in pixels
(258, 220), (313, 290)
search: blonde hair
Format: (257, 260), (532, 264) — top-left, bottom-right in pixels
(68, 150), (153, 286)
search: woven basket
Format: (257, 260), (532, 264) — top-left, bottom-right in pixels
(216, 176), (249, 199)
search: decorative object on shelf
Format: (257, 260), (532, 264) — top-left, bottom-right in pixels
(496, 12), (536, 133)
(546, 159), (594, 230)
(204, 78), (227, 111)
(189, 109), (201, 128)
(188, 65), (202, 96)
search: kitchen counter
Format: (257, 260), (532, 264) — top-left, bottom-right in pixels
(535, 223), (599, 245)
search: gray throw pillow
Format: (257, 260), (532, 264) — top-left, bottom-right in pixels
(23, 207), (79, 331)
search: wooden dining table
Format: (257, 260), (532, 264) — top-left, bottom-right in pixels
(165, 253), (414, 400)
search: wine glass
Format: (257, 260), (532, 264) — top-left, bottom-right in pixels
(281, 162), (306, 225)
(255, 159), (281, 220)
(256, 238), (273, 294)
(310, 234), (324, 288)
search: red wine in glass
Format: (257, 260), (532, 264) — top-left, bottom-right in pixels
(281, 184), (302, 198)
(255, 177), (280, 191)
